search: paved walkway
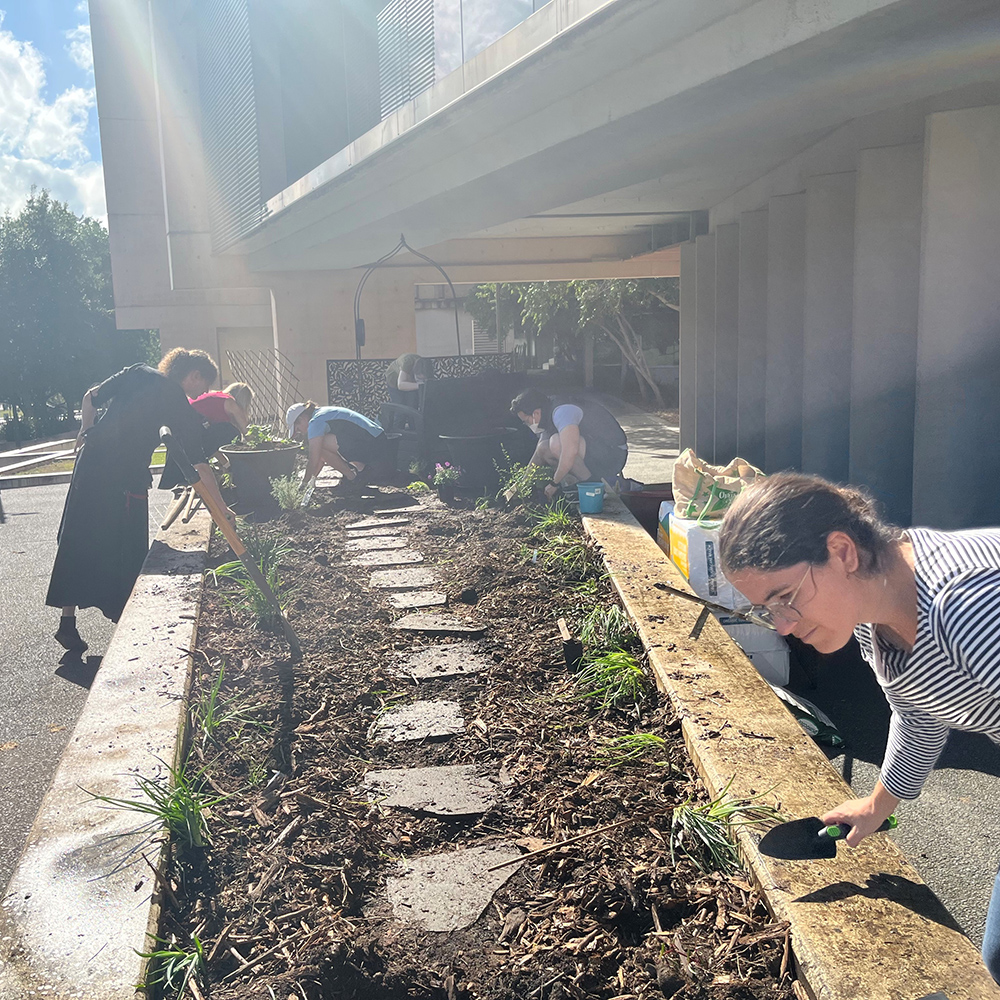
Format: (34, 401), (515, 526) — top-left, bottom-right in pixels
(586, 393), (679, 485)
(0, 483), (173, 895)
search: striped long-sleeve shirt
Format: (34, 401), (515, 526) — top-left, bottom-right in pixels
(854, 527), (1000, 800)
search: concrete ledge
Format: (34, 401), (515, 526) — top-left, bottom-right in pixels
(0, 512), (212, 1000)
(0, 472), (74, 490)
(582, 493), (1000, 1000)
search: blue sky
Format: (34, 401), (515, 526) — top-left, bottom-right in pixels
(0, 1), (105, 221)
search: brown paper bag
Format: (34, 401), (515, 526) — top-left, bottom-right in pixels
(672, 448), (763, 520)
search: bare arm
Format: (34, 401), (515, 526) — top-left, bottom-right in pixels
(303, 436), (325, 485)
(397, 369), (421, 392)
(820, 780), (900, 848)
(551, 424), (581, 485)
(76, 388), (99, 451)
(223, 397), (249, 435)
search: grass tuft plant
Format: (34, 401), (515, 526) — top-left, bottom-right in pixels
(579, 603), (639, 651)
(210, 521), (294, 628)
(270, 474), (308, 510)
(573, 650), (649, 711)
(192, 663), (268, 751)
(594, 733), (669, 768)
(528, 499), (575, 540)
(86, 760), (228, 850)
(137, 934), (205, 997)
(538, 533), (592, 578)
(670, 778), (784, 874)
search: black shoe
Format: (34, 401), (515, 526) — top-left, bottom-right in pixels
(55, 626), (88, 654)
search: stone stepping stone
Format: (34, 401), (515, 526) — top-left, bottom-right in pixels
(369, 700), (465, 743)
(392, 613), (485, 636)
(346, 527), (409, 539)
(387, 842), (523, 931)
(347, 516), (411, 530)
(370, 568), (441, 590)
(345, 535), (407, 551)
(350, 549), (424, 567)
(388, 591), (448, 609)
(365, 764), (497, 815)
(394, 642), (491, 680)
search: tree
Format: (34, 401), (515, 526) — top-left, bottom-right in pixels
(0, 190), (156, 438)
(467, 278), (679, 405)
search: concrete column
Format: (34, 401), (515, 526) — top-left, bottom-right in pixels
(850, 143), (923, 526)
(913, 106), (1000, 528)
(737, 209), (767, 469)
(802, 172), (855, 482)
(678, 241), (697, 452)
(714, 224), (739, 463)
(765, 193), (806, 472)
(695, 233), (716, 461)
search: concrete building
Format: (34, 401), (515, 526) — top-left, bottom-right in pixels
(91, 0), (1000, 527)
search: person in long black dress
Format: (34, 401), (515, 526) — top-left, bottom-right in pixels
(47, 348), (233, 652)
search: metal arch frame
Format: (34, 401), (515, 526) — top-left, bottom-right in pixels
(353, 233), (463, 360)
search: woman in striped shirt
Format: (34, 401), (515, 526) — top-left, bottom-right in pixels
(718, 472), (1000, 981)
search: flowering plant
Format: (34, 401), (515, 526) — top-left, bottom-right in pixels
(432, 462), (461, 486)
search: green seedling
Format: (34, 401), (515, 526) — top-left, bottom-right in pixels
(137, 934), (205, 997)
(594, 733), (670, 768)
(270, 474), (309, 510)
(528, 500), (575, 540)
(573, 650), (649, 710)
(192, 663), (269, 750)
(670, 778), (783, 875)
(211, 520), (292, 581)
(496, 448), (552, 501)
(579, 603), (638, 651)
(408, 480), (431, 492)
(85, 759), (228, 850)
(538, 533), (591, 578)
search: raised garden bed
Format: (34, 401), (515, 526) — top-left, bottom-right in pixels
(142, 488), (799, 1000)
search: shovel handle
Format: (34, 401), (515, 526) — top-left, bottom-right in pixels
(821, 814), (898, 841)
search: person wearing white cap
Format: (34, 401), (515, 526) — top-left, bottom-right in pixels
(286, 400), (392, 491)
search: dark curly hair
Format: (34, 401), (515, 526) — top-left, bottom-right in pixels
(719, 472), (901, 578)
(158, 348), (218, 384)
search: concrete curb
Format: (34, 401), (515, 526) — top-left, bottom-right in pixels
(0, 512), (212, 1000)
(582, 493), (1000, 1000)
(0, 472), (74, 490)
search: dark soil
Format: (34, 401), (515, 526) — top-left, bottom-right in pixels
(160, 486), (798, 1000)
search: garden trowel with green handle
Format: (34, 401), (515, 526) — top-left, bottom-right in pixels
(758, 814), (897, 860)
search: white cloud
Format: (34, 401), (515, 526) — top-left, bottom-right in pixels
(0, 10), (105, 221)
(65, 22), (93, 74)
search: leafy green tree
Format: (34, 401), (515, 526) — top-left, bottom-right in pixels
(0, 190), (156, 439)
(467, 278), (678, 405)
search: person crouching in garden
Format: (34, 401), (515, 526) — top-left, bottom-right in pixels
(47, 348), (235, 653)
(286, 402), (393, 492)
(510, 388), (629, 501)
(718, 471), (1000, 983)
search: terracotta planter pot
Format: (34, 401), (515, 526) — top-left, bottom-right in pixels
(219, 442), (299, 520)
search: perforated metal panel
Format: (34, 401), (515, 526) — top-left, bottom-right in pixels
(377, 0), (435, 120)
(198, 0), (265, 251)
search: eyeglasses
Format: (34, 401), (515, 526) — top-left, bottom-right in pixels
(736, 565), (814, 629)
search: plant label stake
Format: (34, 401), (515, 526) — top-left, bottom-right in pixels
(159, 426), (302, 661)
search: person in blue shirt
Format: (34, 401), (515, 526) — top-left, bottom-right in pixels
(286, 401), (392, 490)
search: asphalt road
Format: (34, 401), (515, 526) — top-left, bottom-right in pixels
(0, 483), (172, 895)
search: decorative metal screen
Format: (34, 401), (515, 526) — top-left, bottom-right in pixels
(327, 354), (518, 417)
(198, 0), (265, 251)
(377, 0), (435, 120)
(227, 350), (301, 438)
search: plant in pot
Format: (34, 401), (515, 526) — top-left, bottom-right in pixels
(432, 461), (461, 502)
(219, 424), (301, 520)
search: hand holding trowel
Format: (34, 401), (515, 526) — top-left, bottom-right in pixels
(159, 426), (303, 661)
(758, 814), (898, 860)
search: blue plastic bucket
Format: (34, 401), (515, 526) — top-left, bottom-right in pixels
(577, 481), (605, 514)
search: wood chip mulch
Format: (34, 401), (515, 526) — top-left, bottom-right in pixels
(157, 488), (799, 1000)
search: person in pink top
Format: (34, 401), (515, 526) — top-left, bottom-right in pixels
(190, 381), (252, 440)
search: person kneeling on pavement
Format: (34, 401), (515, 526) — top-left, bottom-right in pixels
(510, 388), (629, 501)
(286, 402), (393, 493)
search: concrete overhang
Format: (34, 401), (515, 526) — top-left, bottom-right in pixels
(234, 0), (1000, 272)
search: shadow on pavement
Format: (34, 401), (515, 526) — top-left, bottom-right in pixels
(55, 652), (101, 689)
